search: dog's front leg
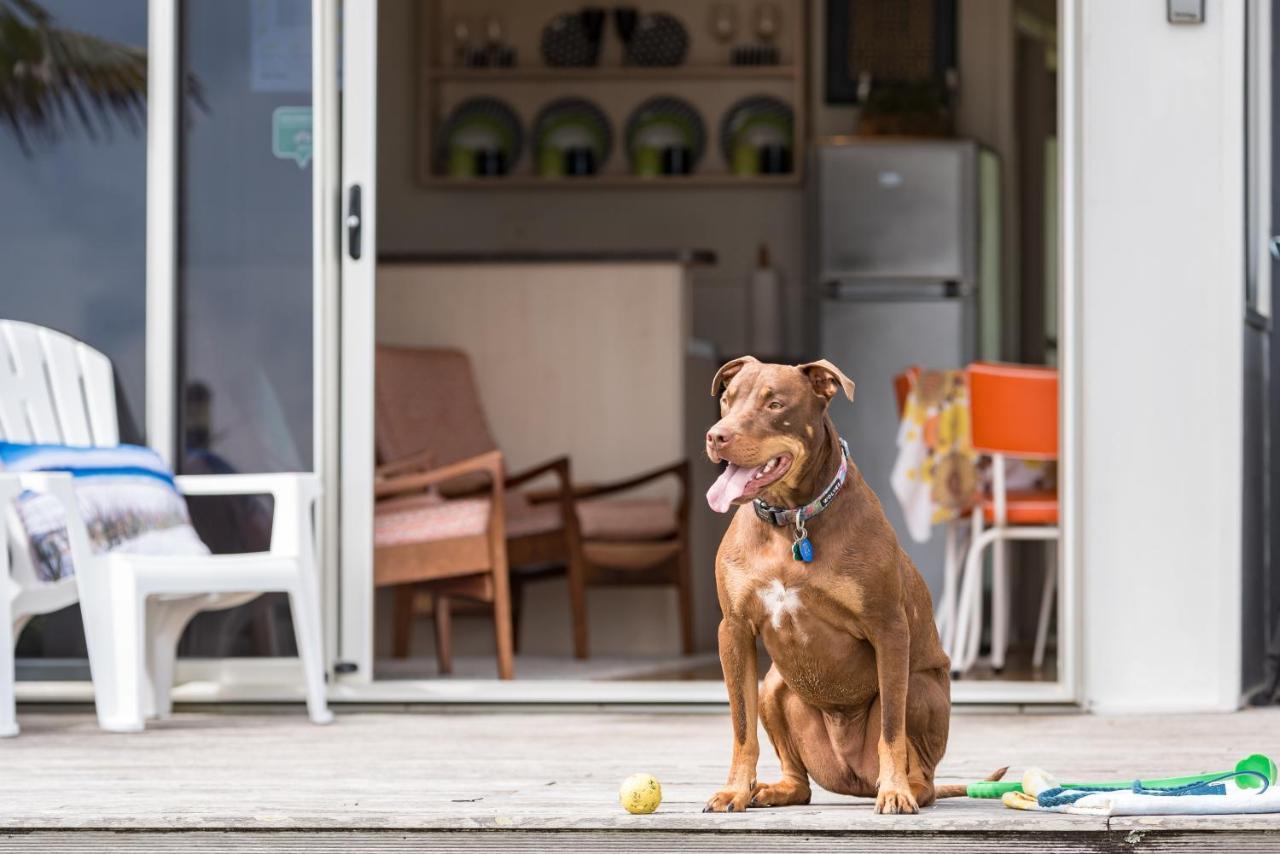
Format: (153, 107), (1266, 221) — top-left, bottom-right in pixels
(873, 617), (917, 814)
(704, 616), (758, 812)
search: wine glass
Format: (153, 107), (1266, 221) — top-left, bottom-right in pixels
(483, 13), (503, 49)
(755, 2), (780, 43)
(449, 16), (472, 65)
(710, 3), (739, 45)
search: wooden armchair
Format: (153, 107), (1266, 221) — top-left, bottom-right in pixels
(373, 448), (514, 679)
(568, 460), (693, 650)
(375, 345), (694, 664)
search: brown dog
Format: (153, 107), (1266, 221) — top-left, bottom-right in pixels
(703, 356), (974, 815)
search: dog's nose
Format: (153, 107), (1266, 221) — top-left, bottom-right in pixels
(706, 428), (735, 450)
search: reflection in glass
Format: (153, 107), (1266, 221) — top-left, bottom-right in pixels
(179, 0), (313, 477)
(1, 0), (148, 674)
(0, 0), (148, 441)
(176, 0), (313, 657)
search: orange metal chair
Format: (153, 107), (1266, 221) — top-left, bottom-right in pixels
(951, 362), (1060, 676)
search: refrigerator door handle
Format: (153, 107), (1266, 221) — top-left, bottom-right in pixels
(823, 279), (967, 300)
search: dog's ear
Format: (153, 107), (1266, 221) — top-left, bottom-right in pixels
(798, 360), (855, 403)
(710, 355), (759, 397)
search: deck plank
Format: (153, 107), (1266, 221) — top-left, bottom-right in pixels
(2, 831), (1279, 853)
(0, 707), (1277, 848)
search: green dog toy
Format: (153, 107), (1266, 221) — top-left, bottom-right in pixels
(965, 753), (1277, 799)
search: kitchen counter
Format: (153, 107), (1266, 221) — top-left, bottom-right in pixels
(378, 249), (716, 266)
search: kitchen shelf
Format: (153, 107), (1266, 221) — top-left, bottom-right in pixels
(428, 65), (799, 83)
(418, 0), (807, 188)
(420, 173), (803, 189)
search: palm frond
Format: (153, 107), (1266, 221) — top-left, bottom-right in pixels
(0, 0), (163, 152)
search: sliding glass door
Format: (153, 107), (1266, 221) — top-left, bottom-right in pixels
(4, 0), (340, 696)
(334, 0), (1080, 703)
(174, 0), (315, 659)
(2, 0), (148, 678)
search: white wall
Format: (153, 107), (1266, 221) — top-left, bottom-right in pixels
(1075, 0), (1244, 711)
(377, 263), (688, 482)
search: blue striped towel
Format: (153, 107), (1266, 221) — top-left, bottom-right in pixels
(0, 442), (209, 583)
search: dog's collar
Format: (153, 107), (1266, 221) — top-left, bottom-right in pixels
(753, 438), (851, 529)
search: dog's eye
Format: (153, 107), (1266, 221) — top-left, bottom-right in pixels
(768, 400), (785, 410)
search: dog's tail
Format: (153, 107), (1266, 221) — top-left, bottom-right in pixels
(934, 766), (1009, 799)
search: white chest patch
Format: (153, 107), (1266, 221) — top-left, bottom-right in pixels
(757, 579), (802, 630)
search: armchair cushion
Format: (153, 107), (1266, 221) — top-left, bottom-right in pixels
(504, 493), (561, 540)
(374, 492), (491, 548)
(0, 442), (209, 583)
(375, 491), (679, 550)
(577, 499), (678, 541)
(506, 493), (677, 542)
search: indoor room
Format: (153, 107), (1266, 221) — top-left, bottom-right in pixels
(367, 0), (1063, 696)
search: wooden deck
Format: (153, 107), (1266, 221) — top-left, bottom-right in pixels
(2, 707), (1279, 851)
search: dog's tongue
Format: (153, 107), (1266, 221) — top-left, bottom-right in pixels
(707, 463), (758, 513)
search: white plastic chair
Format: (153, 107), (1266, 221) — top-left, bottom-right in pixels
(0, 319), (332, 734)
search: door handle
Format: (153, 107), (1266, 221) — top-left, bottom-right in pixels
(346, 184), (363, 261)
(1269, 235), (1280, 261)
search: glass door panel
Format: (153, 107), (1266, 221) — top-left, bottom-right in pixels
(1, 0), (149, 678)
(176, 0), (314, 657)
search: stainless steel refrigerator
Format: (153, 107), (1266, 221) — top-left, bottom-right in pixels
(811, 140), (1000, 597)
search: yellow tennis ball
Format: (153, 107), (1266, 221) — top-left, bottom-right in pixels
(619, 773), (662, 814)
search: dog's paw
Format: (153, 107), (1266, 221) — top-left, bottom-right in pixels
(703, 788), (752, 813)
(874, 784), (919, 815)
(750, 779), (812, 808)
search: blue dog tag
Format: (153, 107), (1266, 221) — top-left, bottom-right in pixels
(793, 537), (814, 563)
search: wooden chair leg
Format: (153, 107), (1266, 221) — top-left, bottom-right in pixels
(491, 576), (515, 681)
(392, 584), (415, 659)
(674, 460), (695, 655)
(510, 575), (524, 654)
(675, 543), (695, 656)
(566, 553), (589, 660)
(488, 548), (516, 681)
(545, 461), (589, 660)
(558, 521), (590, 660)
(432, 594), (453, 676)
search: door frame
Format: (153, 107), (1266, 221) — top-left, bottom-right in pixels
(155, 0), (341, 690)
(14, 0), (343, 703)
(327, 0), (1083, 706)
(1244, 0), (1274, 700)
(145, 0), (178, 471)
(1055, 0), (1082, 707)
(17, 0), (1083, 706)
(337, 0), (378, 685)
(315, 0), (343, 689)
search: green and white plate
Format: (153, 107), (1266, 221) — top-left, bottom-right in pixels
(436, 97), (523, 175)
(624, 95), (705, 170)
(719, 96), (794, 164)
(533, 97), (613, 171)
